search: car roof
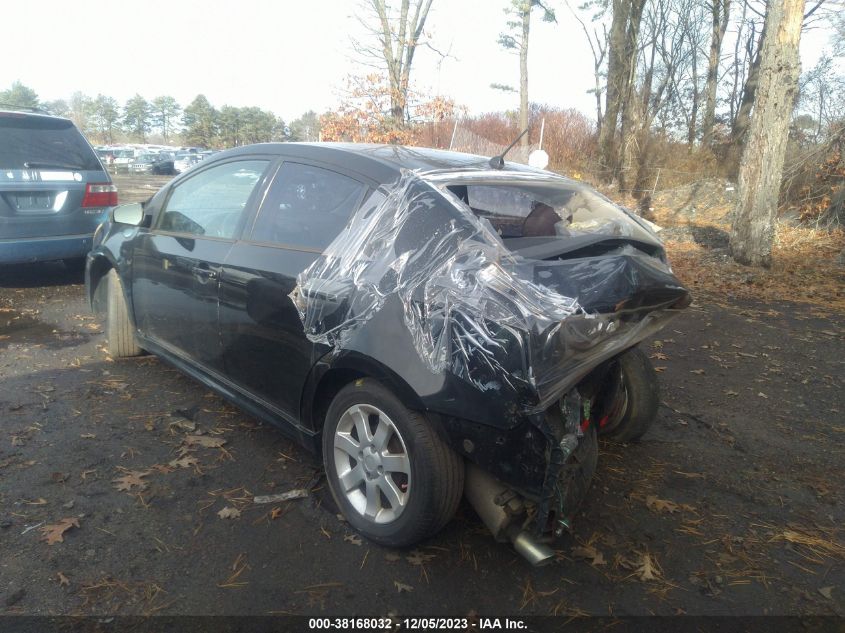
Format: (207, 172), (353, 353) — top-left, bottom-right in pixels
(215, 142), (553, 184)
(0, 108), (71, 122)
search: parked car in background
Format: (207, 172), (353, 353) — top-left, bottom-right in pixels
(0, 107), (117, 267)
(86, 143), (689, 563)
(174, 153), (201, 173)
(130, 152), (176, 176)
(112, 149), (135, 172)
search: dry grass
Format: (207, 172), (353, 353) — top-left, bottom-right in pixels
(602, 183), (845, 314)
(665, 225), (845, 313)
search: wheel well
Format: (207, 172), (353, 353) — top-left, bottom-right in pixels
(310, 368), (367, 432)
(89, 256), (113, 314)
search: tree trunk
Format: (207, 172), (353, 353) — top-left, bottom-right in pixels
(687, 48), (699, 148)
(732, 19), (767, 144)
(519, 2), (531, 155)
(370, 0), (433, 128)
(615, 0), (646, 191)
(702, 0), (730, 145)
(730, 0), (804, 268)
(598, 0), (631, 182)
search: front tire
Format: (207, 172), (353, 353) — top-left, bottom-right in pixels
(323, 379), (464, 547)
(600, 347), (659, 442)
(105, 269), (142, 358)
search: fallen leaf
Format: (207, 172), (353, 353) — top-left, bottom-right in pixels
(270, 507), (283, 520)
(150, 463), (174, 474)
(385, 553), (401, 562)
(572, 545), (606, 567)
(39, 518), (80, 545)
(650, 352), (669, 361)
(654, 366), (667, 373)
(690, 369), (706, 375)
(757, 392), (768, 399)
(344, 534), (363, 546)
(169, 455), (199, 469)
(184, 435), (226, 448)
(406, 550), (436, 566)
(394, 581), (413, 593)
(819, 586), (834, 600)
(80, 434), (96, 439)
(636, 552), (662, 582)
(169, 419), (197, 433)
(24, 498), (48, 506)
(218, 506), (241, 520)
(57, 572), (70, 587)
(646, 496), (680, 514)
(112, 471), (150, 492)
(724, 390), (739, 397)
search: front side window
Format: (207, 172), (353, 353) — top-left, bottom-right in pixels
(158, 159), (268, 238)
(250, 162), (366, 250)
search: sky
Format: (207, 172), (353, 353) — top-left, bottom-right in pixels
(1, 0), (839, 123)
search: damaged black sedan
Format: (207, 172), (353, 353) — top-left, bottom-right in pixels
(86, 143), (689, 564)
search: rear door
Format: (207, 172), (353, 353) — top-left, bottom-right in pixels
(0, 113), (110, 240)
(131, 157), (272, 371)
(219, 161), (371, 418)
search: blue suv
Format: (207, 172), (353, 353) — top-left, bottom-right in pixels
(0, 107), (117, 266)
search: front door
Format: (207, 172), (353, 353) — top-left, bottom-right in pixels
(131, 158), (272, 371)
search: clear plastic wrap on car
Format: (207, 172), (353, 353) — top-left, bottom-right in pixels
(290, 170), (687, 413)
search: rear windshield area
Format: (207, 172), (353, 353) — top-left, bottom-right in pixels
(444, 181), (636, 240)
(0, 114), (101, 170)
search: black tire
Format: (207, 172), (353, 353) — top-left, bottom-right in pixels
(601, 346), (659, 442)
(322, 379), (464, 547)
(105, 269), (142, 358)
(558, 422), (599, 516)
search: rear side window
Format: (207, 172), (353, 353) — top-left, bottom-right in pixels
(0, 115), (101, 170)
(250, 162), (366, 250)
(158, 160), (269, 238)
(447, 182), (634, 239)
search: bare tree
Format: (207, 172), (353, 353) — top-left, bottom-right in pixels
(566, 1), (608, 134)
(598, 0), (646, 182)
(353, 0), (435, 126)
(498, 0), (556, 153)
(732, 2), (767, 144)
(702, 0), (731, 144)
(730, 0), (805, 267)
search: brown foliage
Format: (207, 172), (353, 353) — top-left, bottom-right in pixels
(780, 129), (845, 227)
(320, 74), (458, 146)
(321, 78), (596, 176)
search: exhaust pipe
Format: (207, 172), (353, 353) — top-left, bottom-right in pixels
(464, 464), (555, 566)
(510, 528), (556, 567)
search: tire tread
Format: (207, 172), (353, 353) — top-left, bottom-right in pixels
(106, 269), (142, 358)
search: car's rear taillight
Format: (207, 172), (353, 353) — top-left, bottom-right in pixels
(82, 183), (118, 207)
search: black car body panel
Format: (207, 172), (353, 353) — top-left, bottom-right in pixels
(87, 143), (689, 501)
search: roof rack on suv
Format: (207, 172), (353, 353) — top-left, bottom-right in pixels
(0, 103), (51, 115)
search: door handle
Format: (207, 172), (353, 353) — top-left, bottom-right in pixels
(192, 264), (218, 282)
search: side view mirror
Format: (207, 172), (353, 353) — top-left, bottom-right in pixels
(112, 202), (144, 226)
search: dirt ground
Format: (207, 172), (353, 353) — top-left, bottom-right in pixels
(0, 174), (843, 618)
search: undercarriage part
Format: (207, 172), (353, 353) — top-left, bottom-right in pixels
(463, 463), (555, 566)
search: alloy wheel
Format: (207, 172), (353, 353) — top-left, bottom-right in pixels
(332, 404), (411, 524)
